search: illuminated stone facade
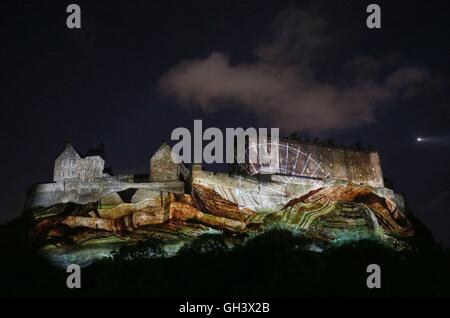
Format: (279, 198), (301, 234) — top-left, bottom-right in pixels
(27, 140), (389, 210)
(53, 143), (105, 182)
(150, 143), (189, 182)
(26, 142), (185, 209)
(242, 139), (384, 188)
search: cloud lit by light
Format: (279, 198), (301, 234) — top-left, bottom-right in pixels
(159, 9), (428, 133)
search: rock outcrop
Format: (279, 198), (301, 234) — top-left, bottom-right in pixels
(27, 180), (415, 267)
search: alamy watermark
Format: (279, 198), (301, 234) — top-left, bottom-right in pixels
(66, 264), (81, 289)
(66, 4), (81, 29)
(366, 264), (381, 289)
(170, 120), (280, 170)
(65, 3), (380, 30)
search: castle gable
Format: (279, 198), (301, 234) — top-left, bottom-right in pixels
(55, 143), (80, 162)
(150, 143), (189, 181)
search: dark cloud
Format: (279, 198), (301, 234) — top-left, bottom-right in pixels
(254, 9), (329, 68)
(159, 9), (428, 133)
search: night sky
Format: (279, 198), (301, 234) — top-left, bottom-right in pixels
(1, 1), (449, 245)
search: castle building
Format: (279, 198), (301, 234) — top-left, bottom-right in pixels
(241, 138), (384, 188)
(26, 139), (403, 214)
(25, 142), (187, 209)
(53, 142), (106, 182)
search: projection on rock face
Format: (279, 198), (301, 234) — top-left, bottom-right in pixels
(26, 139), (414, 267)
(232, 141), (329, 211)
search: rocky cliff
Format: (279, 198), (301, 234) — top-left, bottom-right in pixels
(26, 179), (415, 267)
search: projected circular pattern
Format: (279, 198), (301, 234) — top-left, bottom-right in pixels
(233, 142), (330, 210)
(237, 142), (330, 179)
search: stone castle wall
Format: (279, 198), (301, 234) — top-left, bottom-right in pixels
(245, 139), (384, 188)
(27, 141), (399, 214)
(26, 178), (184, 209)
(27, 142), (189, 209)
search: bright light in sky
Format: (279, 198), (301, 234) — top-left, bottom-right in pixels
(415, 135), (450, 145)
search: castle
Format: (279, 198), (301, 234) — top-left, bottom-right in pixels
(26, 138), (404, 214)
(53, 142), (107, 182)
